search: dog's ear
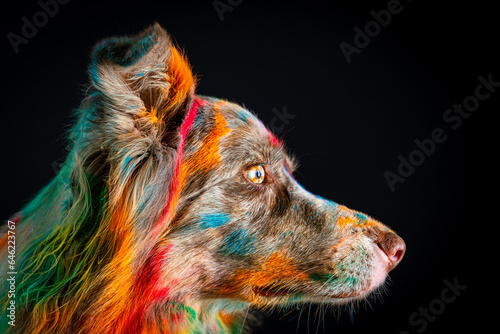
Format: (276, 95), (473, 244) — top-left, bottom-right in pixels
(89, 23), (196, 146)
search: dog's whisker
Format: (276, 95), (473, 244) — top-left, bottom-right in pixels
(239, 307), (249, 334)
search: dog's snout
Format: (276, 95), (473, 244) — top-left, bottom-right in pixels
(376, 232), (406, 271)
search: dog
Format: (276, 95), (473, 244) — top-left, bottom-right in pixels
(0, 23), (405, 334)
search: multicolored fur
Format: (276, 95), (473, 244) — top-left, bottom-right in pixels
(0, 23), (405, 334)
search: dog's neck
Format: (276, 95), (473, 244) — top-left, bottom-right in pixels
(144, 299), (248, 333)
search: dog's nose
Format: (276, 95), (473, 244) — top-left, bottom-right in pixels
(376, 232), (406, 271)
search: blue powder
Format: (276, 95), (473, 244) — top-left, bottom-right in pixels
(199, 213), (231, 229)
(220, 228), (255, 257)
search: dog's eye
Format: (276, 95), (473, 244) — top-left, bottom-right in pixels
(247, 165), (265, 184)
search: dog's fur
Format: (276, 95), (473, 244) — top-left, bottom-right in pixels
(0, 23), (405, 334)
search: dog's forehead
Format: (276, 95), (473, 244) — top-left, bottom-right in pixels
(216, 100), (269, 133)
(208, 99), (282, 154)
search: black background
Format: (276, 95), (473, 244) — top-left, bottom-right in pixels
(1, 0), (496, 333)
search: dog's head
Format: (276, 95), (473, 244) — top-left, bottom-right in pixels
(169, 98), (406, 307)
(86, 23), (405, 308)
(13, 23), (405, 333)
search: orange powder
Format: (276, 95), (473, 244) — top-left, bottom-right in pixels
(179, 103), (231, 190)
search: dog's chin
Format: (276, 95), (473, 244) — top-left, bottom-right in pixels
(252, 285), (297, 298)
(303, 283), (386, 305)
(251, 287), (380, 306)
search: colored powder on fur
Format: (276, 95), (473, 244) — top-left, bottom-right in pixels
(230, 252), (308, 296)
(338, 216), (357, 228)
(309, 273), (334, 282)
(179, 101), (231, 189)
(221, 229), (255, 257)
(124, 243), (174, 331)
(156, 98), (205, 233)
(269, 132), (281, 146)
(200, 213), (231, 229)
